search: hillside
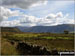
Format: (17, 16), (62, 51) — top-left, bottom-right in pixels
(18, 24), (74, 33)
(1, 27), (21, 33)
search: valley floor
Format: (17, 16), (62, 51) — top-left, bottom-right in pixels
(1, 32), (74, 55)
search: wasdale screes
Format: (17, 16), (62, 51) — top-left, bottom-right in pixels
(0, 0), (74, 55)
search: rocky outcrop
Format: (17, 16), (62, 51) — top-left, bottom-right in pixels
(16, 42), (58, 55)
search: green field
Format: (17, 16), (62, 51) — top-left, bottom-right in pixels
(2, 33), (74, 40)
(41, 36), (73, 40)
(1, 32), (74, 55)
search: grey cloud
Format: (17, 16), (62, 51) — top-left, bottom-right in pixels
(0, 0), (47, 9)
(0, 6), (20, 22)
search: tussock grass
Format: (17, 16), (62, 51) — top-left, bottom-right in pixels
(1, 32), (74, 55)
(1, 38), (18, 55)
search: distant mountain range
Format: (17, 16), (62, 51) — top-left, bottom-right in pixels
(17, 24), (74, 33)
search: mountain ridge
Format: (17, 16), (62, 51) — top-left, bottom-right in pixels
(17, 24), (74, 33)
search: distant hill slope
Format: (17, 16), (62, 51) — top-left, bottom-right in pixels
(1, 27), (21, 33)
(18, 24), (74, 33)
(17, 26), (30, 32)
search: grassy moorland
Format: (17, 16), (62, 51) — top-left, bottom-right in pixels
(1, 38), (18, 55)
(1, 32), (74, 55)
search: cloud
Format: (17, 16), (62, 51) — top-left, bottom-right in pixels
(0, 20), (20, 27)
(0, 0), (74, 27)
(0, 10), (74, 27)
(45, 12), (63, 19)
(56, 12), (63, 18)
(0, 0), (48, 9)
(46, 12), (74, 25)
(31, 0), (74, 17)
(30, 0), (48, 8)
(0, 6), (21, 22)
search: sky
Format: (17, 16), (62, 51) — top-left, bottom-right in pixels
(0, 0), (74, 27)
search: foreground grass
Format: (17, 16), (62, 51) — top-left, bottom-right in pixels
(25, 39), (74, 51)
(1, 33), (74, 55)
(1, 38), (18, 55)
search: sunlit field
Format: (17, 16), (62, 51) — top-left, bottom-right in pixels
(1, 32), (74, 55)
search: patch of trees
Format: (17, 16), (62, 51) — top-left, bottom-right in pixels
(64, 30), (69, 34)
